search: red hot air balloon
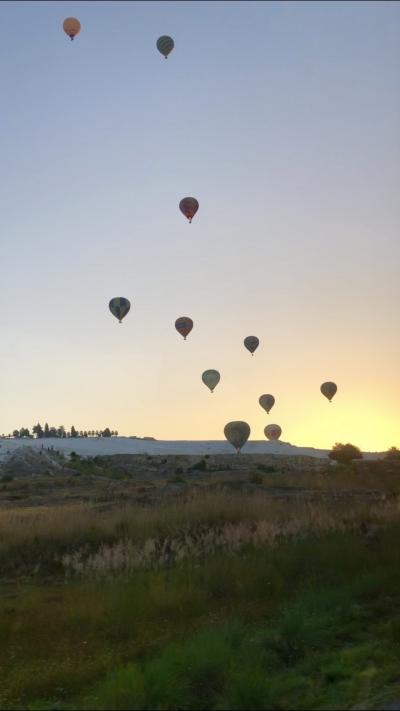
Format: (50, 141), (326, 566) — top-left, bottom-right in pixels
(175, 317), (193, 340)
(264, 424), (282, 441)
(179, 197), (199, 223)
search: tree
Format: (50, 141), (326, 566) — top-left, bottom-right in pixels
(70, 426), (78, 438)
(44, 423), (50, 438)
(102, 428), (112, 437)
(329, 443), (363, 465)
(385, 447), (400, 461)
(12, 429), (19, 438)
(33, 423), (44, 438)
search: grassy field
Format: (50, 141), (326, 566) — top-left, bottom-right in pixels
(1, 458), (400, 710)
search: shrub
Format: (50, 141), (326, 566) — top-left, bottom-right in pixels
(257, 464), (276, 473)
(1, 474), (14, 483)
(169, 474), (186, 484)
(329, 443), (363, 465)
(249, 472), (264, 485)
(385, 447), (400, 461)
(190, 459), (207, 472)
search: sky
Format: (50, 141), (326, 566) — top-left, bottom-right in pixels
(0, 0), (399, 450)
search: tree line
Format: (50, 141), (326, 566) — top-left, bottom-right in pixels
(2, 424), (119, 439)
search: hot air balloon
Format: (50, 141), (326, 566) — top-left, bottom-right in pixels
(179, 197), (199, 223)
(202, 370), (220, 393)
(320, 382), (337, 402)
(175, 316), (193, 340)
(259, 394), (275, 414)
(157, 35), (174, 58)
(264, 424), (282, 441)
(109, 297), (130, 323)
(224, 421), (250, 454)
(244, 336), (259, 356)
(63, 17), (81, 40)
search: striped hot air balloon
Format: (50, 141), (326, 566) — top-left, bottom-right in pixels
(179, 197), (199, 223)
(156, 35), (174, 58)
(63, 17), (81, 40)
(109, 297), (131, 323)
(175, 317), (193, 340)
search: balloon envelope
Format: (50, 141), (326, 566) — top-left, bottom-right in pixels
(63, 17), (81, 39)
(244, 336), (259, 355)
(224, 421), (250, 453)
(202, 369), (220, 393)
(264, 424), (282, 441)
(179, 197), (199, 223)
(175, 316), (193, 340)
(320, 382), (337, 402)
(109, 297), (130, 323)
(259, 394), (275, 414)
(157, 35), (174, 57)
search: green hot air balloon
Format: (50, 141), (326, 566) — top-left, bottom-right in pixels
(224, 421), (250, 454)
(259, 394), (275, 414)
(157, 35), (174, 58)
(202, 369), (220, 393)
(109, 297), (131, 323)
(244, 336), (259, 355)
(320, 381), (337, 402)
(264, 424), (282, 441)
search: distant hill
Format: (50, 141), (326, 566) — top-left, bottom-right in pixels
(0, 436), (384, 461)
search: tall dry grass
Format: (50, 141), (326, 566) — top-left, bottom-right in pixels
(1, 489), (398, 577)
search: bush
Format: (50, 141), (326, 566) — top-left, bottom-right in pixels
(329, 443), (363, 465)
(190, 459), (207, 472)
(249, 472), (264, 485)
(257, 464), (276, 473)
(385, 447), (400, 461)
(169, 474), (186, 484)
(1, 473), (14, 483)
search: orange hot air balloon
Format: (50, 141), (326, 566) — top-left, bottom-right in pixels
(63, 17), (81, 40)
(175, 317), (193, 340)
(179, 197), (199, 223)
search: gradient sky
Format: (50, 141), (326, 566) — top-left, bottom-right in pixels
(0, 0), (399, 450)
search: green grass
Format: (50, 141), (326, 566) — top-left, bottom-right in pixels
(1, 464), (400, 710)
(2, 521), (400, 709)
